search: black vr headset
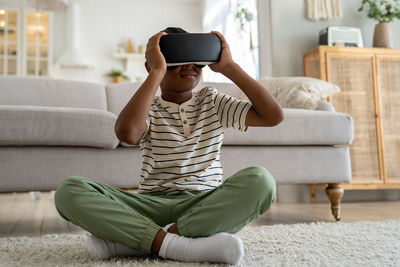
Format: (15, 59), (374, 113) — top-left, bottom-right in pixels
(159, 33), (222, 68)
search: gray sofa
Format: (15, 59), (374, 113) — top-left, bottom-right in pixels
(0, 76), (353, 221)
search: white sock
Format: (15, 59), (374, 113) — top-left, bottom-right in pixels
(158, 232), (244, 265)
(86, 235), (150, 260)
(162, 223), (175, 232)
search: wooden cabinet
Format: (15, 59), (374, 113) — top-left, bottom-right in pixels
(303, 46), (400, 196)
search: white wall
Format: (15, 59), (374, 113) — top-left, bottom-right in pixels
(0, 0), (204, 83)
(270, 0), (400, 77)
(52, 0), (204, 83)
(202, 0), (259, 82)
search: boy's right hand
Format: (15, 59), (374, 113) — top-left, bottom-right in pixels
(145, 32), (167, 73)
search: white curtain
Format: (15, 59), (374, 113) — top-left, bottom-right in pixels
(202, 0), (259, 82)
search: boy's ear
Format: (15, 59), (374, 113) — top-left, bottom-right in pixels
(144, 61), (151, 73)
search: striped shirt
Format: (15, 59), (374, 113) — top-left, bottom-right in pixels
(138, 86), (252, 194)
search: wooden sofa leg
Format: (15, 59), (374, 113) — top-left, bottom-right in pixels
(325, 183), (344, 221)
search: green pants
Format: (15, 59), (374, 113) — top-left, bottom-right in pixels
(54, 166), (276, 253)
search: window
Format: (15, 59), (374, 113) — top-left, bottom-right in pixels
(202, 0), (259, 82)
(0, 7), (52, 77)
(24, 11), (51, 76)
(0, 8), (19, 75)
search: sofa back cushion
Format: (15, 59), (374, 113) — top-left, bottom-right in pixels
(106, 82), (162, 116)
(106, 82), (236, 116)
(0, 105), (119, 149)
(0, 76), (107, 110)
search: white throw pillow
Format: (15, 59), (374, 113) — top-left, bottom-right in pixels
(257, 77), (340, 110)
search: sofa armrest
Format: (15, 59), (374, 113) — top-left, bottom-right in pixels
(0, 105), (119, 149)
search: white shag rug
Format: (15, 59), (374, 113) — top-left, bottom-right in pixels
(1, 220), (400, 267)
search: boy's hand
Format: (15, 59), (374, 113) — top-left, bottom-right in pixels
(145, 32), (167, 73)
(209, 31), (236, 75)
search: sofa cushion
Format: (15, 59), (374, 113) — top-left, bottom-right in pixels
(197, 78), (341, 110)
(221, 145), (351, 184)
(106, 78), (340, 116)
(195, 82), (245, 99)
(107, 82), (352, 146)
(107, 82), (238, 116)
(0, 106), (119, 148)
(223, 108), (353, 145)
(106, 82), (161, 116)
(0, 76), (107, 110)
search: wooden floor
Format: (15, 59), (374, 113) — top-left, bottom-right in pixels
(1, 192), (400, 237)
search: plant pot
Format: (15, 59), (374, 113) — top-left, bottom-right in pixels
(113, 76), (123, 83)
(373, 22), (393, 48)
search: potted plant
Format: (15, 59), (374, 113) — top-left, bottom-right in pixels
(105, 69), (130, 83)
(358, 0), (400, 48)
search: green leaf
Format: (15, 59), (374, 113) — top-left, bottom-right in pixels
(105, 69), (126, 77)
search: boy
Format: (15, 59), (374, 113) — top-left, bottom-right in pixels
(55, 27), (283, 265)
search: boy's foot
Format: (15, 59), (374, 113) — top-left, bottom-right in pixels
(86, 235), (150, 260)
(158, 232), (244, 265)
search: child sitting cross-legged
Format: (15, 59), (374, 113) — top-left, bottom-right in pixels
(54, 27), (284, 265)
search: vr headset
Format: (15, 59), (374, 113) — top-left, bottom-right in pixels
(159, 33), (222, 67)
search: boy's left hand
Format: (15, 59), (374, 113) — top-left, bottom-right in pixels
(209, 31), (236, 75)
